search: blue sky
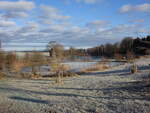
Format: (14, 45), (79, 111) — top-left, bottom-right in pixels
(0, 0), (150, 51)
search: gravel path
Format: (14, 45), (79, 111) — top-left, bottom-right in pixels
(0, 59), (150, 113)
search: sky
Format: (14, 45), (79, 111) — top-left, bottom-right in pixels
(0, 0), (150, 51)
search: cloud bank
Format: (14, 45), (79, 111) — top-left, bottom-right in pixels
(0, 1), (149, 51)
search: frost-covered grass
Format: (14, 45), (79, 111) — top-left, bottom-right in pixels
(0, 57), (150, 113)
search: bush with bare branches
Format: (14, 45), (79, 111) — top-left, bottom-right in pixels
(49, 58), (74, 84)
(28, 52), (47, 75)
(0, 72), (5, 79)
(5, 52), (17, 71)
(130, 64), (137, 74)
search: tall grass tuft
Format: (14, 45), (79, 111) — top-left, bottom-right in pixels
(80, 62), (109, 72)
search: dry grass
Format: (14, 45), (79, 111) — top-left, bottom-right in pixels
(50, 63), (70, 72)
(52, 71), (79, 78)
(31, 73), (40, 79)
(59, 64), (70, 72)
(81, 63), (109, 72)
(142, 55), (150, 58)
(0, 72), (5, 79)
(55, 75), (63, 84)
(16, 73), (31, 79)
(114, 53), (123, 60)
(12, 61), (27, 72)
(16, 72), (40, 79)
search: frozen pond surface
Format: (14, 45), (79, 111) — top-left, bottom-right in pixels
(21, 61), (124, 74)
(63, 61), (124, 72)
(63, 61), (123, 68)
(63, 62), (96, 70)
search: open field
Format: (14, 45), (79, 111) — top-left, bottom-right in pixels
(0, 58), (150, 113)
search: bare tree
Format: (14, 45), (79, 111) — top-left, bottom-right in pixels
(120, 37), (134, 54)
(47, 42), (66, 84)
(47, 41), (64, 59)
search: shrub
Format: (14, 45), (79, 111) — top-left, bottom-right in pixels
(0, 71), (4, 78)
(5, 52), (18, 71)
(130, 64), (137, 74)
(49, 58), (72, 84)
(0, 72), (5, 79)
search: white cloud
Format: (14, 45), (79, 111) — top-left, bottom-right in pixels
(15, 22), (39, 36)
(0, 1), (35, 11)
(0, 20), (16, 27)
(0, 1), (149, 50)
(2, 11), (29, 18)
(119, 4), (132, 13)
(94, 24), (149, 40)
(139, 28), (150, 34)
(76, 0), (100, 4)
(135, 3), (150, 12)
(0, 0), (35, 19)
(1, 22), (150, 50)
(129, 19), (145, 23)
(86, 20), (109, 29)
(39, 5), (70, 24)
(40, 24), (66, 33)
(119, 3), (150, 13)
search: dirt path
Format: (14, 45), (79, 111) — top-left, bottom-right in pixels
(0, 64), (150, 113)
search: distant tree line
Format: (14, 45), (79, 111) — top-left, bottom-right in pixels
(87, 35), (150, 58)
(62, 35), (150, 59)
